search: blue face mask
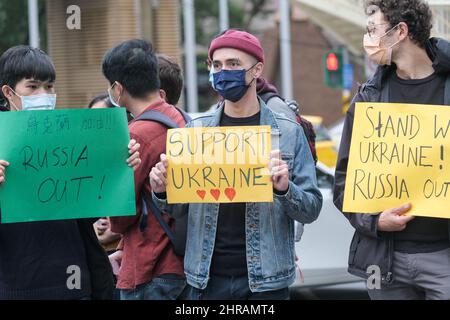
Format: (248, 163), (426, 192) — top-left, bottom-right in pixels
(208, 68), (216, 90)
(212, 64), (257, 103)
(9, 87), (56, 111)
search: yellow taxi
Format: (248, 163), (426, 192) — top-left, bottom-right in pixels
(303, 115), (338, 169)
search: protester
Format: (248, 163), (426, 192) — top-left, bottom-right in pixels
(0, 45), (141, 300)
(150, 29), (322, 300)
(88, 93), (114, 109)
(157, 54), (184, 107)
(103, 40), (186, 300)
(333, 0), (450, 300)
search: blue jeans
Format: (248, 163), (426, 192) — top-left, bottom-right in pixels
(120, 274), (186, 300)
(184, 274), (290, 300)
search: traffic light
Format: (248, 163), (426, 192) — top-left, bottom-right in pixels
(323, 50), (343, 89)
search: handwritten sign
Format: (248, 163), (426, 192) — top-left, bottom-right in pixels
(343, 102), (450, 219)
(166, 126), (273, 203)
(0, 108), (136, 223)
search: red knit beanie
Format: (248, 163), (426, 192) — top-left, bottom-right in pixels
(208, 29), (265, 63)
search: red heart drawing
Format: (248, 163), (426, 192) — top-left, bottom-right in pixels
(210, 189), (221, 201)
(224, 188), (236, 201)
(196, 190), (206, 200)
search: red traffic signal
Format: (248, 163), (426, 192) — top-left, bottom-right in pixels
(326, 52), (339, 71)
(323, 50), (343, 88)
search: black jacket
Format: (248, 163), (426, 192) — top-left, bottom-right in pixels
(76, 218), (115, 300)
(333, 38), (450, 284)
(0, 108), (114, 299)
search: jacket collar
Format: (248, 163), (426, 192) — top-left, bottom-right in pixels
(205, 97), (281, 134)
(367, 37), (450, 92)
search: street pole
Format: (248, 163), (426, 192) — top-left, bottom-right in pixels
(279, 0), (294, 100)
(28, 0), (40, 48)
(183, 0), (199, 113)
(219, 0), (229, 32)
(341, 46), (352, 114)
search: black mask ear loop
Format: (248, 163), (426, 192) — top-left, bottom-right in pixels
(246, 62), (259, 86)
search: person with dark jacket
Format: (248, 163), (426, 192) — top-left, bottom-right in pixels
(334, 0), (450, 300)
(0, 45), (141, 300)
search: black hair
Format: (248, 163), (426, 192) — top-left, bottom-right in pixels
(365, 0), (433, 48)
(88, 93), (134, 122)
(102, 39), (160, 99)
(157, 54), (183, 105)
(88, 93), (114, 108)
(0, 45), (55, 106)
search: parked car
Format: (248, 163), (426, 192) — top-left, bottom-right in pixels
(303, 115), (338, 169)
(291, 161), (360, 288)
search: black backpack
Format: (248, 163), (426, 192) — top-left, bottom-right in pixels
(260, 92), (318, 165)
(135, 107), (190, 257)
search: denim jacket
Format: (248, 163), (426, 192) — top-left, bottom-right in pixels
(152, 98), (322, 292)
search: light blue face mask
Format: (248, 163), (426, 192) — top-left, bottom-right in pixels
(9, 88), (57, 111)
(21, 93), (57, 110)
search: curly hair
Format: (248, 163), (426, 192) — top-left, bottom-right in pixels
(364, 0), (433, 48)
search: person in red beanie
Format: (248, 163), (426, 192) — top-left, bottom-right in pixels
(150, 29), (322, 300)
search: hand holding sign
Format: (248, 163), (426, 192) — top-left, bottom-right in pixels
(0, 160), (9, 185)
(378, 203), (415, 232)
(269, 150), (289, 193)
(127, 139), (141, 171)
(150, 153), (169, 194)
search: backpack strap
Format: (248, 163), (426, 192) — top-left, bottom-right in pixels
(259, 92), (282, 104)
(140, 191), (175, 242)
(134, 108), (186, 237)
(260, 92), (301, 116)
(135, 110), (180, 129)
(174, 106), (192, 124)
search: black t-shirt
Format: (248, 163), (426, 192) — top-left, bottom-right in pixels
(209, 110), (261, 276)
(388, 70), (449, 253)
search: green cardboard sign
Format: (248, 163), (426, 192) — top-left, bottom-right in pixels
(0, 108), (136, 223)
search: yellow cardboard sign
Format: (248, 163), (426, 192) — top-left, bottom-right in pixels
(166, 126), (273, 204)
(343, 103), (450, 219)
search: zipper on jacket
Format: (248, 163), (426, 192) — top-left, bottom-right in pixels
(385, 235), (394, 284)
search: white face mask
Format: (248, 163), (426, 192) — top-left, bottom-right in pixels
(108, 82), (122, 108)
(9, 88), (57, 111)
(363, 23), (401, 66)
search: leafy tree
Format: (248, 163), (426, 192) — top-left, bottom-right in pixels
(0, 0), (47, 55)
(186, 0), (273, 111)
(192, 0), (271, 46)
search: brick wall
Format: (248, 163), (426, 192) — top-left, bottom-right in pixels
(261, 19), (363, 126)
(46, 0), (181, 109)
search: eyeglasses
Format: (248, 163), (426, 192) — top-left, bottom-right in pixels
(366, 22), (390, 38)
